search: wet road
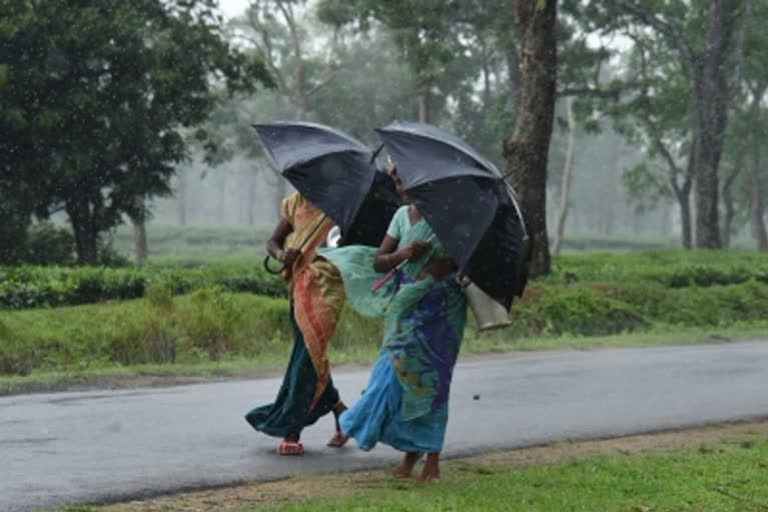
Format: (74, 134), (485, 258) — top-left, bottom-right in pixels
(3, 340), (768, 512)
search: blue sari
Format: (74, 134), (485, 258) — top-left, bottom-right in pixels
(318, 206), (466, 452)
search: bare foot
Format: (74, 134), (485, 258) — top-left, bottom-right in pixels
(417, 452), (440, 482)
(327, 401), (350, 447)
(326, 430), (349, 448)
(392, 451), (423, 478)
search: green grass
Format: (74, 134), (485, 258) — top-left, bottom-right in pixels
(2, 278), (768, 393)
(265, 436), (768, 512)
(3, 248), (768, 391)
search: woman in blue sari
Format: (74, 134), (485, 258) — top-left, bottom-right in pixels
(319, 166), (466, 481)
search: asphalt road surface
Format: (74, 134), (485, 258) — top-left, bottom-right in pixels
(3, 340), (768, 512)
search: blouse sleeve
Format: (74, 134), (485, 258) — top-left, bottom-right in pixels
(386, 206), (406, 239)
(280, 192), (300, 226)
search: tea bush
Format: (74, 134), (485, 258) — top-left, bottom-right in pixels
(0, 264), (286, 309)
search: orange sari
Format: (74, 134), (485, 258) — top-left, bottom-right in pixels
(281, 193), (346, 409)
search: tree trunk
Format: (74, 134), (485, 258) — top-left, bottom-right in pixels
(611, 0), (735, 248)
(750, 124), (768, 251)
(418, 87), (430, 123)
(66, 200), (99, 264)
(132, 195), (148, 266)
(676, 186), (693, 249)
(133, 221), (147, 266)
(750, 162), (768, 251)
(216, 175), (227, 224)
(747, 83), (768, 251)
(502, 0), (558, 276)
(552, 97), (575, 255)
(720, 164), (741, 248)
(506, 45), (522, 116)
(176, 169), (187, 226)
(691, 0), (731, 249)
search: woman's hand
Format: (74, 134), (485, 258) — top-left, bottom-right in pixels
(373, 237), (430, 273)
(402, 240), (430, 260)
(279, 248), (301, 268)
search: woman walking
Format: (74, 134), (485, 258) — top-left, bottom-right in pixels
(245, 192), (348, 455)
(319, 167), (466, 480)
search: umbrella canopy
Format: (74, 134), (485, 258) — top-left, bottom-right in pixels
(253, 121), (399, 244)
(376, 120), (528, 309)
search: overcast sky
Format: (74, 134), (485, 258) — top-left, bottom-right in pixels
(218, 0), (247, 19)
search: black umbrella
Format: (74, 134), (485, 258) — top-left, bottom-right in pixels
(252, 121), (399, 246)
(376, 120), (529, 309)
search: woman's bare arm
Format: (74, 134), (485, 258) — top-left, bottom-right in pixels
(266, 218), (299, 266)
(373, 236), (430, 273)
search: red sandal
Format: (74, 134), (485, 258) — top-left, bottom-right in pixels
(278, 438), (304, 455)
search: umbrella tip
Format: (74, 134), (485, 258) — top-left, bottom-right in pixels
(370, 144), (384, 164)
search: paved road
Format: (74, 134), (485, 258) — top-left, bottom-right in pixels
(3, 340), (768, 512)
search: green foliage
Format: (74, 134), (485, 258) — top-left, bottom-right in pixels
(108, 284), (177, 365)
(21, 222), (76, 265)
(510, 285), (648, 337)
(2, 276), (767, 377)
(0, 0), (272, 264)
(0, 291), (291, 377)
(177, 287), (241, 359)
(545, 250), (768, 288)
(0, 264), (286, 310)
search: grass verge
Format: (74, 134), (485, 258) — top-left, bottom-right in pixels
(2, 280), (768, 395)
(58, 420), (768, 512)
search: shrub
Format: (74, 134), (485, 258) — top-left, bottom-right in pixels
(0, 264), (285, 310)
(23, 222), (76, 265)
(107, 286), (177, 365)
(509, 285), (648, 337)
(178, 287), (241, 360)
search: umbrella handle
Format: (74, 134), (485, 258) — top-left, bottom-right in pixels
(370, 144), (385, 164)
(263, 214), (327, 275)
(263, 254), (287, 275)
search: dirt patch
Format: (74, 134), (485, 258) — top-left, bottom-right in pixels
(100, 419), (768, 512)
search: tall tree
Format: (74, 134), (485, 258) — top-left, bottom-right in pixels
(503, 0), (559, 276)
(551, 97), (576, 254)
(611, 35), (696, 248)
(226, 0), (341, 207)
(235, 0), (336, 122)
(594, 0), (748, 248)
(740, 0), (768, 250)
(0, 0), (271, 263)
(317, 0), (474, 124)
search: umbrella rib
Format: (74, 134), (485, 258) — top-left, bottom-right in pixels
(275, 147), (370, 172)
(378, 127), (500, 177)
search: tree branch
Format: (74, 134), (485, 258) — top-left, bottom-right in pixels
(241, 7), (288, 93)
(730, 0), (752, 90)
(260, 30), (287, 92)
(307, 25), (340, 98)
(275, 0), (305, 107)
(306, 74), (335, 97)
(607, 0), (695, 74)
(557, 87), (621, 99)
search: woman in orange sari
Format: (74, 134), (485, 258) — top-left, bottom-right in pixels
(245, 192), (348, 455)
